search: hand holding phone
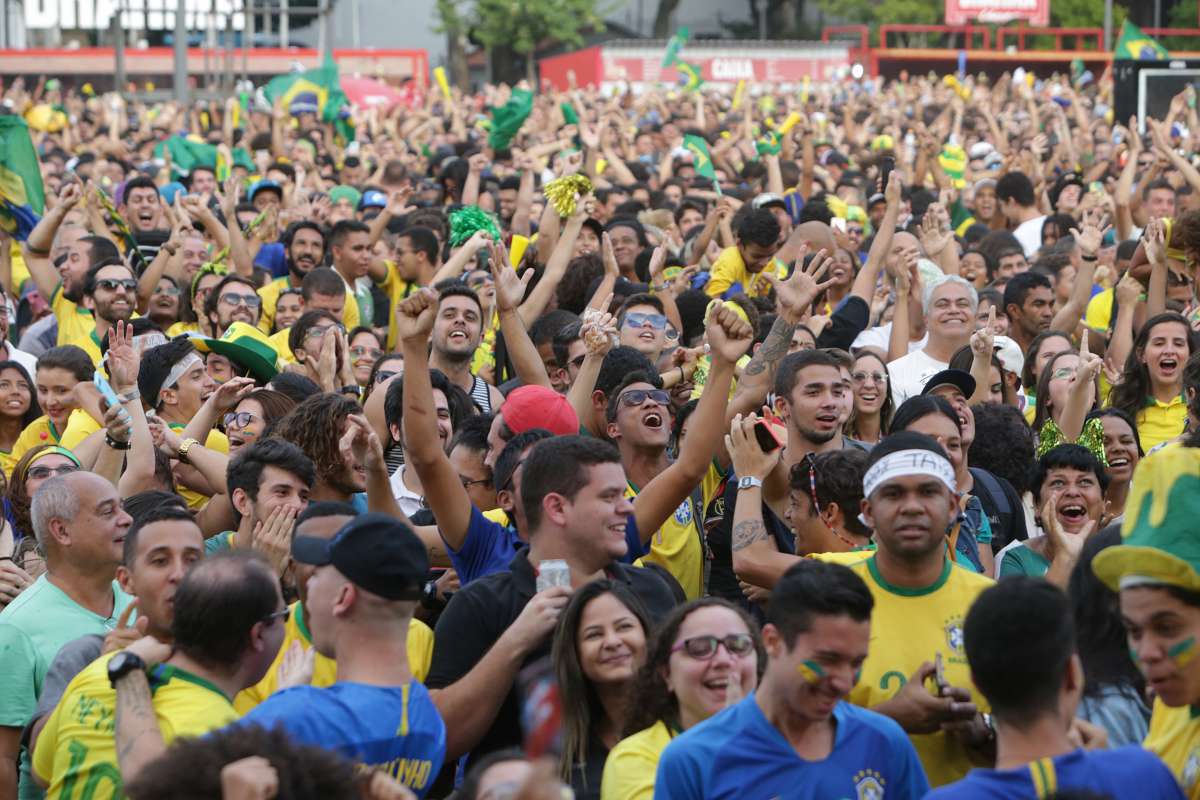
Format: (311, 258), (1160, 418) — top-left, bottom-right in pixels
(933, 652), (948, 697)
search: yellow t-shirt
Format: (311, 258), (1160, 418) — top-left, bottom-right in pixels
(267, 328), (296, 364)
(376, 260), (420, 352)
(258, 276), (359, 335)
(33, 652), (238, 799)
(600, 720), (674, 800)
(1145, 696), (1200, 798)
(51, 284), (97, 353)
(166, 321), (201, 338)
(626, 482), (703, 601)
(820, 553), (993, 788)
(703, 247), (782, 299)
(1085, 288), (1114, 333)
(10, 415), (62, 468)
(1137, 395), (1188, 453)
(167, 424), (230, 510)
(233, 601), (434, 714)
(59, 408), (102, 452)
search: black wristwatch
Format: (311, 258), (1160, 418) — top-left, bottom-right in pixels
(105, 434), (132, 450)
(340, 385), (361, 397)
(107, 651), (146, 687)
(420, 580), (446, 611)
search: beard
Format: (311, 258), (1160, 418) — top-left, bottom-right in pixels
(795, 423), (838, 446)
(96, 299), (134, 324)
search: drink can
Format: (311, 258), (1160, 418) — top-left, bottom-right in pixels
(536, 559), (570, 593)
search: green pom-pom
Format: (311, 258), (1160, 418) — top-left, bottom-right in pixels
(449, 206), (501, 248)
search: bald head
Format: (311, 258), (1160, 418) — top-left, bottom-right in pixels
(795, 221), (835, 256)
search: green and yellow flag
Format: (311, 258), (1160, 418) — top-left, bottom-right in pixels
(676, 61), (704, 93)
(684, 134), (716, 180)
(263, 56), (354, 141)
(153, 136), (254, 182)
(1114, 20), (1169, 60)
(661, 26), (689, 67)
(0, 117), (45, 241)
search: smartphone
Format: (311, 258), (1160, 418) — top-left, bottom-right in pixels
(879, 156), (895, 192)
(94, 369), (122, 409)
(518, 657), (563, 759)
(754, 420), (782, 453)
(934, 652), (948, 697)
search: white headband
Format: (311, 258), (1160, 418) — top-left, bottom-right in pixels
(160, 353), (203, 402)
(863, 449), (957, 499)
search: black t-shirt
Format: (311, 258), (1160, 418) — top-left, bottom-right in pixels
(706, 475), (795, 615)
(816, 295), (871, 351)
(425, 548), (681, 770)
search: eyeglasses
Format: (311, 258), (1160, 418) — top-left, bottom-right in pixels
(467, 276), (494, 290)
(27, 464), (79, 480)
(847, 226), (864, 236)
(153, 284), (181, 296)
(96, 278), (137, 292)
(670, 633), (756, 659)
(460, 475), (493, 489)
(623, 312), (668, 330)
(350, 346), (384, 361)
(219, 293), (262, 309)
(375, 369), (400, 384)
(851, 370), (887, 385)
(618, 388), (671, 408)
(223, 411), (261, 430)
(305, 323), (345, 340)
(261, 607), (291, 625)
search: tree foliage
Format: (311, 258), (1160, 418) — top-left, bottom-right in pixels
(472, 0), (606, 61)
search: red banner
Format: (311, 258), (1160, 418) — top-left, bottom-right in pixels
(945, 0), (1049, 26)
(600, 54), (850, 85)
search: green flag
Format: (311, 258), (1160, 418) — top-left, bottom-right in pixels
(676, 61), (704, 93)
(489, 88), (534, 149)
(661, 26), (689, 67)
(154, 136), (254, 181)
(684, 134), (716, 180)
(1114, 20), (1169, 60)
(263, 56), (354, 141)
(0, 117), (44, 241)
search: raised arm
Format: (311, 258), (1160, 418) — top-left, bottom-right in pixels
(848, 171), (903, 303)
(1144, 217), (1169, 319)
(1050, 210), (1106, 334)
(488, 240), (552, 389)
(1058, 335), (1101, 444)
(566, 311), (616, 437)
(728, 413), (797, 588)
(22, 182), (80, 301)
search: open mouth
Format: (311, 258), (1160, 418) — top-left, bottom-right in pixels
(643, 411), (664, 429)
(815, 413), (839, 427)
(1159, 357), (1179, 375)
(860, 391), (878, 402)
(136, 211), (155, 226)
(1058, 503), (1087, 523)
(1109, 456), (1130, 470)
(638, 331), (656, 341)
(448, 330), (469, 344)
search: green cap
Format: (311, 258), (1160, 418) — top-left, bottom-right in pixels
(190, 321), (280, 384)
(329, 185), (362, 208)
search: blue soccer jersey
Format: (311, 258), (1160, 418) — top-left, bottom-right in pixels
(238, 680), (446, 797)
(925, 746), (1184, 800)
(654, 694), (929, 799)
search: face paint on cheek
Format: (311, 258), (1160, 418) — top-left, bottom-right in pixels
(798, 659), (825, 686)
(853, 668), (862, 685)
(1169, 637), (1197, 668)
(1130, 646), (1141, 665)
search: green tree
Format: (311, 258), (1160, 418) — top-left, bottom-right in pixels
(472, 0), (607, 83)
(1050, 0), (1127, 29)
(1162, 0), (1199, 52)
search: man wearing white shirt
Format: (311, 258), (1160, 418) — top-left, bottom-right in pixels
(887, 275), (977, 407)
(850, 233), (930, 354)
(997, 172), (1046, 258)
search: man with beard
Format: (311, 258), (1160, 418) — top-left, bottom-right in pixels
(205, 275), (263, 338)
(430, 285), (503, 414)
(256, 221), (337, 334)
(1003, 272), (1054, 356)
(78, 262), (138, 365)
(20, 183), (124, 352)
(887, 276), (977, 406)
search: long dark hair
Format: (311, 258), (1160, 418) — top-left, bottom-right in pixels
(949, 345), (1018, 407)
(1068, 525), (1146, 700)
(844, 349), (894, 441)
(623, 598), (765, 737)
(1021, 330), (1073, 394)
(0, 361), (41, 430)
(1032, 348), (1096, 435)
(552, 580), (650, 785)
(1110, 313), (1194, 425)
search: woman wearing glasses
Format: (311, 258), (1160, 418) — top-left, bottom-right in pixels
(145, 276), (183, 332)
(224, 389), (296, 455)
(553, 580), (651, 800)
(844, 350), (892, 445)
(601, 597), (763, 800)
(346, 327), (385, 389)
(5, 445), (80, 542)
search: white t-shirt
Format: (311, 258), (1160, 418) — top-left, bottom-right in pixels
(0, 344), (37, 376)
(389, 466), (425, 518)
(1013, 215), (1047, 258)
(887, 348), (948, 407)
(850, 322), (928, 355)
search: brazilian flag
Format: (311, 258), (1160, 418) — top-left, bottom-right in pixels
(661, 26), (689, 68)
(263, 56), (354, 142)
(0, 117), (45, 241)
(683, 134), (716, 180)
(153, 136), (255, 182)
(1114, 20), (1169, 60)
(676, 61), (704, 92)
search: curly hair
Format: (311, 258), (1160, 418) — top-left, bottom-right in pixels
(6, 445), (53, 539)
(622, 597), (765, 737)
(125, 724), (364, 800)
(272, 393), (360, 490)
(968, 402), (1036, 495)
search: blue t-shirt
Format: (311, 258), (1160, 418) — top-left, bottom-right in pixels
(451, 505), (647, 585)
(925, 746), (1184, 800)
(654, 694), (929, 799)
(254, 242), (288, 278)
(238, 680), (446, 798)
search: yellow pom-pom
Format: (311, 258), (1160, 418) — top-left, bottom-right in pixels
(543, 174), (594, 218)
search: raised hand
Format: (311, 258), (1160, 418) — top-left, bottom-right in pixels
(724, 413), (781, 482)
(207, 376), (256, 414)
(600, 232), (619, 278)
(707, 303), (755, 365)
(773, 247), (835, 324)
(970, 305), (995, 357)
(106, 320), (139, 393)
(395, 287), (438, 344)
(102, 599), (147, 654)
(276, 641), (315, 690)
(252, 504), (296, 577)
(489, 240), (534, 312)
(1144, 217), (1168, 267)
(1069, 207), (1110, 259)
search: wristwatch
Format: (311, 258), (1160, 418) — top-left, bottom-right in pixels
(737, 476), (764, 491)
(105, 434), (132, 450)
(107, 651), (146, 688)
(177, 437), (199, 465)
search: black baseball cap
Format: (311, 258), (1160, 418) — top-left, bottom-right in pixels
(921, 368), (976, 399)
(291, 513), (428, 601)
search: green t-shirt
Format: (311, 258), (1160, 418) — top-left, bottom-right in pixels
(205, 531), (236, 555)
(0, 574), (132, 800)
(998, 542), (1051, 578)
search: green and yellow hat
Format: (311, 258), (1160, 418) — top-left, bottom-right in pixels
(1093, 445), (1200, 594)
(190, 322), (280, 384)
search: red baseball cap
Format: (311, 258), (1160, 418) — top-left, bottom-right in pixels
(501, 385), (579, 437)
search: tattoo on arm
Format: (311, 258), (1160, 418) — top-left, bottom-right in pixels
(742, 316), (797, 378)
(113, 672), (167, 782)
(732, 519), (769, 552)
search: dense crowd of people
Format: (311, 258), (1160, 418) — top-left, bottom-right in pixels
(0, 64), (1200, 799)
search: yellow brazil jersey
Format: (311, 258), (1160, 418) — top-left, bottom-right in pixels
(376, 260), (420, 352)
(33, 652), (238, 800)
(1145, 697), (1200, 798)
(1085, 288), (1114, 334)
(258, 276), (359, 335)
(703, 247), (784, 299)
(51, 284), (97, 353)
(59, 408), (102, 452)
(166, 320), (201, 338)
(600, 720), (674, 800)
(268, 328), (296, 364)
(626, 482), (704, 600)
(10, 415), (62, 470)
(233, 600), (434, 714)
(818, 553), (993, 788)
(167, 424), (229, 509)
(1137, 395), (1188, 453)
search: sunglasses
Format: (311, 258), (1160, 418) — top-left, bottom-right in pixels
(28, 464), (79, 480)
(305, 324), (345, 340)
(618, 388), (671, 408)
(219, 293), (262, 308)
(623, 312), (668, 330)
(351, 346), (384, 360)
(153, 284), (182, 296)
(223, 411), (261, 430)
(97, 278), (137, 292)
(847, 226), (864, 235)
(460, 475), (493, 489)
(375, 369), (400, 384)
(670, 633), (756, 660)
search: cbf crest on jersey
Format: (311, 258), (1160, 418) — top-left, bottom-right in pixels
(944, 615), (965, 653)
(853, 768), (885, 800)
